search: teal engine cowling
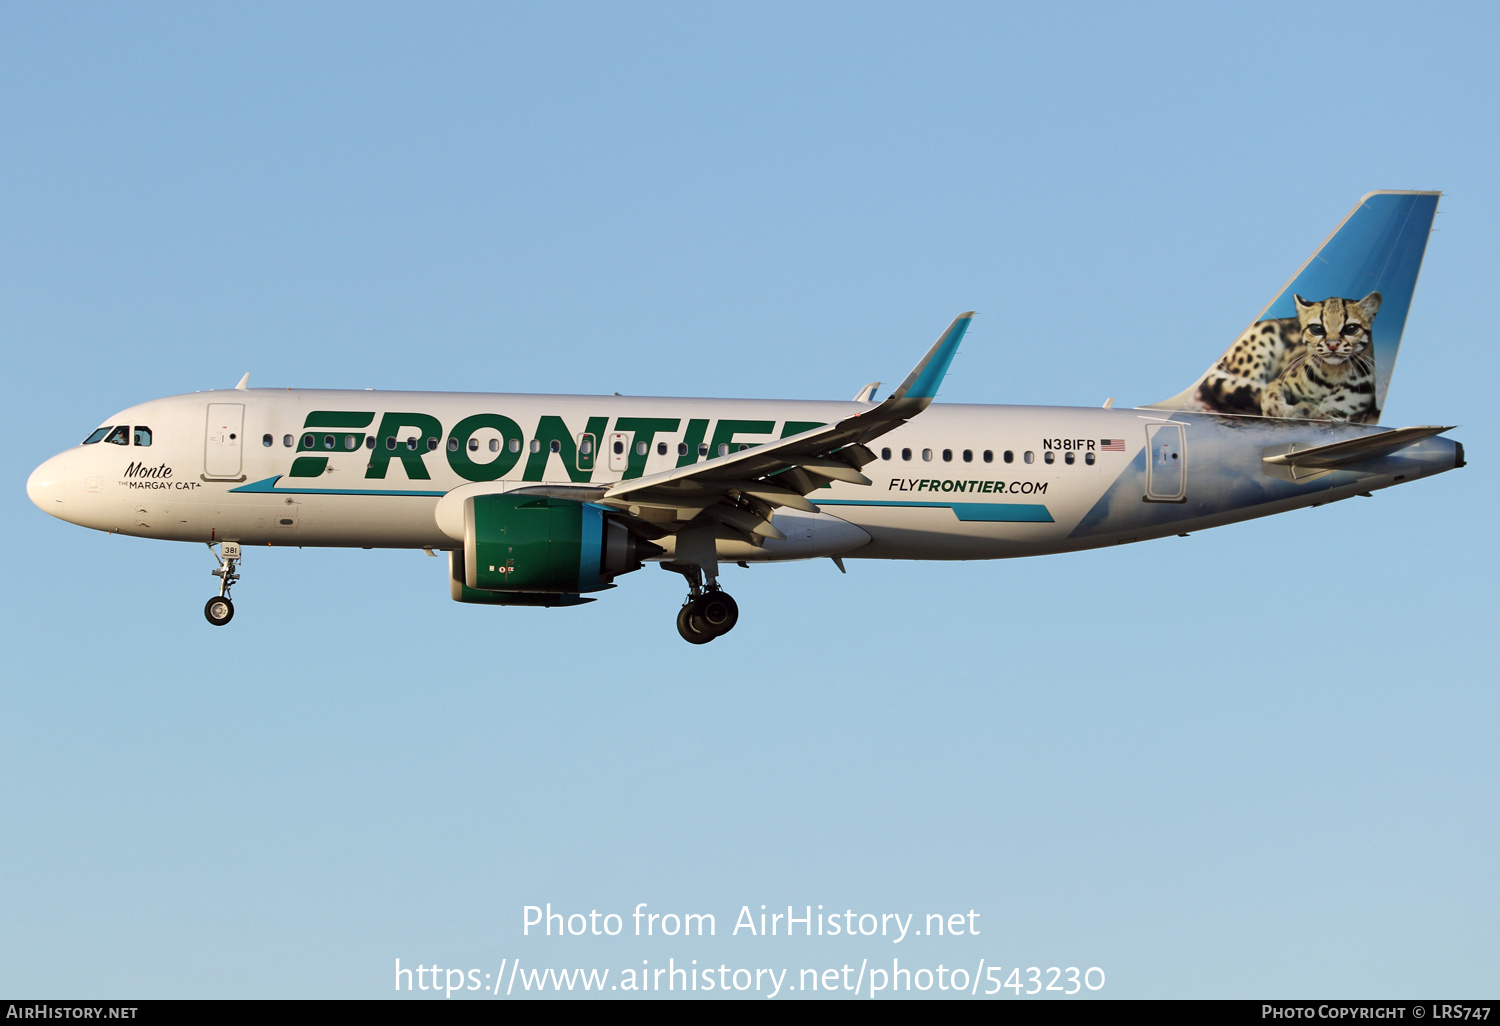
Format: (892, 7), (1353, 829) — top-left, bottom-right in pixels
(450, 494), (658, 605)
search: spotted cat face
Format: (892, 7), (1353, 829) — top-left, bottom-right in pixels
(1293, 292), (1381, 366)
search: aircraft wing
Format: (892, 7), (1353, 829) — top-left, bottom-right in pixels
(596, 312), (974, 541)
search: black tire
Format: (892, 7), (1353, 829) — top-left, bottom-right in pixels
(204, 596), (234, 626)
(677, 603), (714, 644)
(690, 591), (738, 636)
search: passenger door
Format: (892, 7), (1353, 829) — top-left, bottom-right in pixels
(204, 403), (245, 480)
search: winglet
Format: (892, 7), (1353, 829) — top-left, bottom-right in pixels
(890, 313), (974, 403)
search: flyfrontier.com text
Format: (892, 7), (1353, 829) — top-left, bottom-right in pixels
(521, 904), (981, 943)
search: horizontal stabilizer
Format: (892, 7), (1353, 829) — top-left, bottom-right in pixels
(1262, 425), (1453, 471)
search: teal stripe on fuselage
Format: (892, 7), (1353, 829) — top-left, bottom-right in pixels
(813, 499), (1052, 523)
(229, 475), (446, 497)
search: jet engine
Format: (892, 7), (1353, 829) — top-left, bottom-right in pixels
(450, 493), (657, 604)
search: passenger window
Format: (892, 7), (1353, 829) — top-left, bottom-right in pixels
(406, 437), (418, 450)
(365, 437), (375, 449)
(529, 439), (541, 454)
(262, 434), (273, 447)
(613, 439), (625, 455)
(678, 443), (688, 456)
(922, 449), (933, 462)
(285, 435), (295, 448)
(385, 437), (396, 450)
(698, 443), (708, 457)
(427, 438), (438, 451)
(901, 448), (912, 461)
(1004, 450), (1014, 463)
(962, 449), (972, 463)
(82, 427), (111, 444)
(881, 447), (891, 460)
(447, 438), (460, 452)
(1023, 451), (1034, 464)
(983, 450), (993, 463)
(488, 439), (498, 452)
(104, 425), (130, 446)
(579, 437), (593, 456)
(324, 434), (335, 450)
(1044, 451), (1055, 464)
(941, 449), (952, 462)
(509, 438), (521, 453)
(469, 438), (479, 452)
(1085, 451), (1096, 465)
(549, 439), (561, 454)
(636, 441), (648, 456)
(657, 442), (668, 456)
(717, 443), (729, 456)
(1064, 451), (1075, 465)
(346, 435), (358, 450)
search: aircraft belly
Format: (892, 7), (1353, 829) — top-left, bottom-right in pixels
(225, 493), (447, 548)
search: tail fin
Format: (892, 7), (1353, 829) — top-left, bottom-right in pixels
(1149, 191), (1439, 423)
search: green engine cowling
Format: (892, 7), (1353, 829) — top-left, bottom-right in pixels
(451, 493), (654, 604)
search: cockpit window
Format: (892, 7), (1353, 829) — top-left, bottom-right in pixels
(82, 427), (112, 445)
(103, 425), (130, 446)
(133, 426), (152, 447)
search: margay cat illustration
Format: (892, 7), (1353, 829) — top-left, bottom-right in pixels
(1194, 291), (1381, 422)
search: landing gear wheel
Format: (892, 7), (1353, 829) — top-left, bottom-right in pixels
(690, 591), (739, 637)
(204, 596), (234, 626)
(677, 603), (714, 644)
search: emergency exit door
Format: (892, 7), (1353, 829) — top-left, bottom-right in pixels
(204, 403), (245, 479)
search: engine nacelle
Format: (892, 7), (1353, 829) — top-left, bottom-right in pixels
(454, 494), (652, 600)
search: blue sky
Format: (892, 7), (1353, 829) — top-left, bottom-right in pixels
(2, 1), (1496, 999)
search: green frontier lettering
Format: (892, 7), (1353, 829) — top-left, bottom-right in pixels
(523, 415), (609, 482)
(292, 411), (376, 478)
(780, 420), (826, 438)
(675, 419), (710, 467)
(613, 417), (680, 480)
(366, 412), (443, 480)
(447, 413), (526, 482)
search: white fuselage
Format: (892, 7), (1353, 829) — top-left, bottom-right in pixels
(27, 388), (1461, 563)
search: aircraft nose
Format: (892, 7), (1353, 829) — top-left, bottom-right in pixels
(27, 454), (68, 515)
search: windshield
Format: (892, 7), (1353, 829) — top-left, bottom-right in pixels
(82, 427), (112, 445)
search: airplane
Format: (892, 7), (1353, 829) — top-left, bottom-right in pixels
(26, 191), (1463, 643)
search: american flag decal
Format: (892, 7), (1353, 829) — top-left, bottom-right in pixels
(1100, 439), (1125, 451)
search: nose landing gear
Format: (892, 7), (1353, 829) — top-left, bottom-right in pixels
(205, 541), (240, 626)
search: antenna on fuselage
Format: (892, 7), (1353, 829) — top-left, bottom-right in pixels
(235, 373), (250, 391)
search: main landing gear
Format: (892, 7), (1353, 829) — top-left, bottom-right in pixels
(664, 560), (739, 644)
(205, 541), (240, 626)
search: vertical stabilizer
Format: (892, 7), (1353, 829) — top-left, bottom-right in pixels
(1149, 191), (1439, 423)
